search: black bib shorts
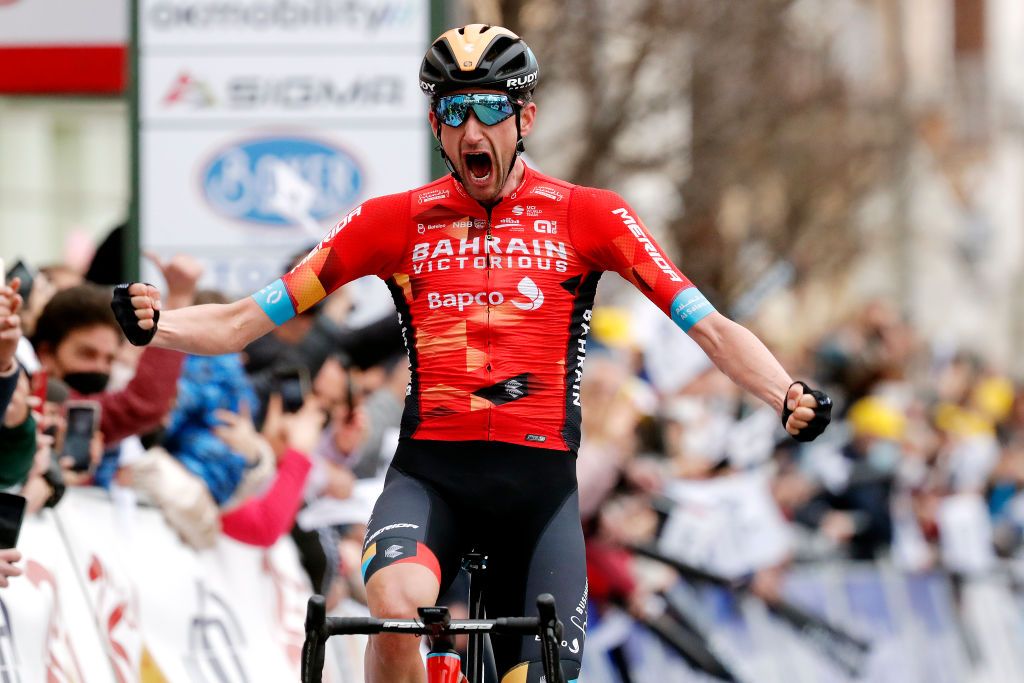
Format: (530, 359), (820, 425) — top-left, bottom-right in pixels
(361, 439), (587, 682)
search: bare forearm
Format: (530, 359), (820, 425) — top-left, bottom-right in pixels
(153, 301), (267, 356)
(689, 313), (792, 414)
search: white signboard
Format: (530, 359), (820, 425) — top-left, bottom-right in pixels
(142, 54), (423, 122)
(140, 0), (425, 47)
(0, 511), (116, 682)
(0, 0), (125, 45)
(660, 469), (792, 579)
(138, 0), (430, 295)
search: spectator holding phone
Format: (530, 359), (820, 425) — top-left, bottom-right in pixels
(30, 254), (201, 447)
(219, 393), (321, 547)
(243, 250), (403, 426)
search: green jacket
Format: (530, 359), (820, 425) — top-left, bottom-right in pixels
(0, 413), (36, 489)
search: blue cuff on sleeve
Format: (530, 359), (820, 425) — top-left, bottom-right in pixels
(251, 278), (296, 325)
(670, 286), (715, 332)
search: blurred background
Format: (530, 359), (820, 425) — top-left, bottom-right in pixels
(2, 0), (1024, 682)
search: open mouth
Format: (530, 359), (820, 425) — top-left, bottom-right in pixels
(464, 152), (493, 182)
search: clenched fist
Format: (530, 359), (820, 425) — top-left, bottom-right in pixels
(111, 253), (205, 346)
(111, 283), (161, 346)
(782, 381), (832, 442)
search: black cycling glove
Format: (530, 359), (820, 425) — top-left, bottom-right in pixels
(780, 380), (832, 442)
(111, 283), (159, 347)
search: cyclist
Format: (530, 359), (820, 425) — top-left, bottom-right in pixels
(113, 24), (832, 683)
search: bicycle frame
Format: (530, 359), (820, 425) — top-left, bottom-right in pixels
(301, 593), (565, 683)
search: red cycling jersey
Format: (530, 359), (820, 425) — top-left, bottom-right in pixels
(253, 165), (714, 451)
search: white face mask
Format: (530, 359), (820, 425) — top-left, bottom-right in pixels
(106, 360), (137, 393)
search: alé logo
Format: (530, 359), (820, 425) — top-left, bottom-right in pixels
(512, 276), (543, 311)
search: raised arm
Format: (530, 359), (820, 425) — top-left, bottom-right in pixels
(113, 254), (274, 356)
(685, 312), (790, 412)
(151, 297), (273, 355)
(569, 187), (831, 440)
(113, 195), (409, 355)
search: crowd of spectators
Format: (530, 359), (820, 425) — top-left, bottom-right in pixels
(0, 243), (405, 608)
(3, 236), (1023, 666)
(578, 295), (1024, 626)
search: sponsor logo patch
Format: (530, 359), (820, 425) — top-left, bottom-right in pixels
(365, 522), (419, 546)
(427, 290), (504, 311)
(532, 186), (564, 202)
(417, 188), (450, 204)
(511, 276), (544, 311)
(201, 136), (361, 228)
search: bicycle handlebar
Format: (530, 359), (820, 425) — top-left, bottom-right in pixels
(322, 614), (545, 636)
(301, 595), (328, 683)
(301, 594), (566, 683)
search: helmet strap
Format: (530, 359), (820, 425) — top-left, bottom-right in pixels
(435, 119), (464, 184)
(498, 107), (525, 195)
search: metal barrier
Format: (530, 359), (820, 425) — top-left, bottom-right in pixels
(578, 562), (1024, 683)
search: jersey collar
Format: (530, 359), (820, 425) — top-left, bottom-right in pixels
(449, 161), (535, 212)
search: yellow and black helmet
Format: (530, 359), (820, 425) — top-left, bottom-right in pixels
(420, 24), (539, 101)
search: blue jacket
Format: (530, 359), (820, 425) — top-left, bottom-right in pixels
(164, 354), (259, 504)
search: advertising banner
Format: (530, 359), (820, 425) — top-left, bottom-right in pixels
(52, 488), (340, 682)
(0, 0), (127, 93)
(140, 0), (424, 48)
(0, 510), (116, 682)
(0, 0), (124, 44)
(137, 0), (430, 294)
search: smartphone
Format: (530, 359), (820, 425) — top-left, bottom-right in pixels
(272, 366), (310, 413)
(0, 492), (26, 549)
(61, 400), (101, 471)
(5, 259), (34, 304)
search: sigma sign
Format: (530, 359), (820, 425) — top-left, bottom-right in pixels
(201, 136), (361, 227)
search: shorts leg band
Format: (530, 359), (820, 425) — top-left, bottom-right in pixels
(361, 537), (441, 584)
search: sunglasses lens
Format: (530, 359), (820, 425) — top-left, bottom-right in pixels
(437, 94), (515, 127)
(438, 97), (469, 126)
(472, 97), (515, 125)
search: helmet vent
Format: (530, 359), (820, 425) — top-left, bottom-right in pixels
(484, 36), (514, 63)
(498, 52), (527, 77)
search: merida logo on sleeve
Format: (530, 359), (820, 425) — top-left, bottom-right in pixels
(612, 208), (683, 283)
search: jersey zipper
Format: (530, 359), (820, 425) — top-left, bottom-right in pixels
(484, 205), (494, 440)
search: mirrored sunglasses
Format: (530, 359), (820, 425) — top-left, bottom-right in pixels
(435, 93), (517, 127)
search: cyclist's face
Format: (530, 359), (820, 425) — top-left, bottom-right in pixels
(429, 89), (536, 203)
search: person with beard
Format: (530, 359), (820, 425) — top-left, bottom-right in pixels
(111, 25), (833, 683)
(31, 256), (200, 446)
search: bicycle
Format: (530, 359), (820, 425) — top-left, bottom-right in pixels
(301, 550), (567, 683)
